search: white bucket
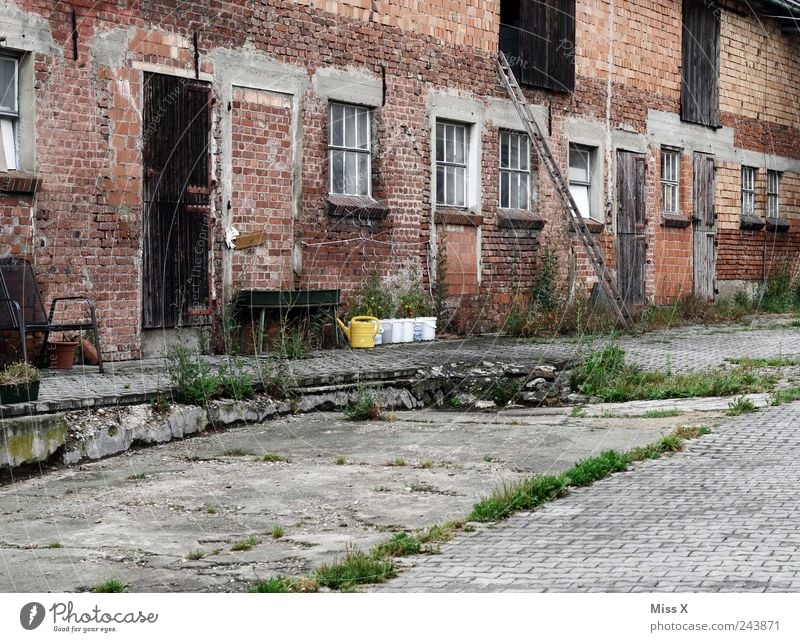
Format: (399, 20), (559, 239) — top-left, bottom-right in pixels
(417, 317), (437, 341)
(412, 318), (423, 341)
(400, 319), (414, 343)
(380, 319), (394, 344)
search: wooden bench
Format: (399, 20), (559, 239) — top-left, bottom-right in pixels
(234, 289), (341, 351)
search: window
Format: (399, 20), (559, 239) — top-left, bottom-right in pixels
(499, 0), (575, 92)
(768, 170), (780, 218)
(741, 166), (756, 217)
(568, 144), (595, 219)
(436, 121), (468, 207)
(0, 55), (18, 171)
(328, 102), (371, 196)
(499, 131), (530, 210)
(681, 0), (720, 127)
(660, 149), (680, 213)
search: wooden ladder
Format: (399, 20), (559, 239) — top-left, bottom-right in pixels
(496, 51), (635, 329)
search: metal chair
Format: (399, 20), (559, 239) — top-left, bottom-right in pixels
(0, 257), (104, 373)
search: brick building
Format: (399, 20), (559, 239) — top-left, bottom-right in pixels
(0, 0), (798, 359)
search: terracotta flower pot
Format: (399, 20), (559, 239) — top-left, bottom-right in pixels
(79, 338), (99, 366)
(49, 341), (78, 370)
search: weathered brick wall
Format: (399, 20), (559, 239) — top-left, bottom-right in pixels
(1, 0), (798, 360)
(230, 88), (294, 292)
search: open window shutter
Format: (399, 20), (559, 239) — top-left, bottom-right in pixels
(681, 0), (720, 127)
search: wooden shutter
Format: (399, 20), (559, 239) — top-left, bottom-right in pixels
(681, 0), (720, 127)
(521, 0), (575, 92)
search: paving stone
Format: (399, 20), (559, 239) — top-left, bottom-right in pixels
(377, 402), (800, 592)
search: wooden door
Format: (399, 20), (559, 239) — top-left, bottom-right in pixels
(142, 73), (212, 329)
(693, 152), (717, 301)
(616, 151), (646, 307)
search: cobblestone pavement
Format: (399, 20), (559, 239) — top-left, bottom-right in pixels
(8, 318), (800, 415)
(380, 402), (800, 592)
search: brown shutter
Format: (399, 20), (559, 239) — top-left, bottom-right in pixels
(502, 0), (575, 93)
(681, 0), (721, 127)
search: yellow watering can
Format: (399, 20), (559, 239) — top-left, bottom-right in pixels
(336, 316), (380, 349)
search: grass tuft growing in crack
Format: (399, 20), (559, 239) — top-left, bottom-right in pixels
(315, 545), (396, 590)
(469, 426), (710, 523)
(769, 387), (800, 406)
(726, 396), (758, 416)
(231, 535), (259, 552)
(92, 579), (126, 593)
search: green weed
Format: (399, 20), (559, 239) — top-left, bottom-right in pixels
(726, 396), (758, 416)
(92, 579), (126, 593)
(344, 387), (383, 421)
(231, 536), (259, 552)
(315, 545), (397, 589)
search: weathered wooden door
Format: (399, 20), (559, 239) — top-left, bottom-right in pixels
(693, 152), (717, 301)
(142, 73), (212, 329)
(616, 151), (646, 307)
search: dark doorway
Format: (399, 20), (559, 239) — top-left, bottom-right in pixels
(142, 73), (212, 329)
(616, 150), (646, 307)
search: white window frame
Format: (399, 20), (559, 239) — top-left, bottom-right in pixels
(328, 102), (372, 197)
(767, 170), (780, 218)
(660, 148), (680, 214)
(741, 166), (756, 217)
(435, 120), (468, 208)
(568, 143), (597, 220)
(0, 54), (19, 172)
(499, 130), (530, 210)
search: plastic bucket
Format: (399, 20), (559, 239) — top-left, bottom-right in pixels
(400, 319), (414, 343)
(417, 317), (437, 341)
(412, 318), (423, 341)
(379, 320), (393, 344)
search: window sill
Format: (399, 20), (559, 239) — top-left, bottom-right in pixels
(497, 209), (545, 231)
(434, 208), (483, 227)
(766, 217), (790, 233)
(571, 218), (604, 234)
(740, 214), (765, 231)
(660, 212), (691, 229)
(0, 171), (42, 195)
(326, 194), (389, 219)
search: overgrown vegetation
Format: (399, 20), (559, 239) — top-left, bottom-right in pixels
(503, 253), (800, 339)
(186, 550), (206, 560)
(315, 545), (397, 590)
(260, 453), (289, 463)
(346, 269), (433, 320)
(256, 357), (297, 401)
(271, 525), (284, 539)
(726, 396), (758, 416)
(344, 387), (383, 421)
(231, 536), (259, 552)
(92, 579), (127, 593)
(166, 345), (223, 406)
(0, 361), (39, 385)
(769, 387), (800, 406)
(571, 343), (775, 402)
(642, 408), (683, 419)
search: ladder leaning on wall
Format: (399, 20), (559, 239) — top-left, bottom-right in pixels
(496, 51), (635, 330)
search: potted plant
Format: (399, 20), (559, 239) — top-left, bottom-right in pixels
(48, 333), (79, 370)
(0, 361), (40, 404)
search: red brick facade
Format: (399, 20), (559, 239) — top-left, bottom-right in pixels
(0, 0), (797, 358)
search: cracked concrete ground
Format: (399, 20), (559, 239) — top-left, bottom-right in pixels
(0, 405), (717, 592)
